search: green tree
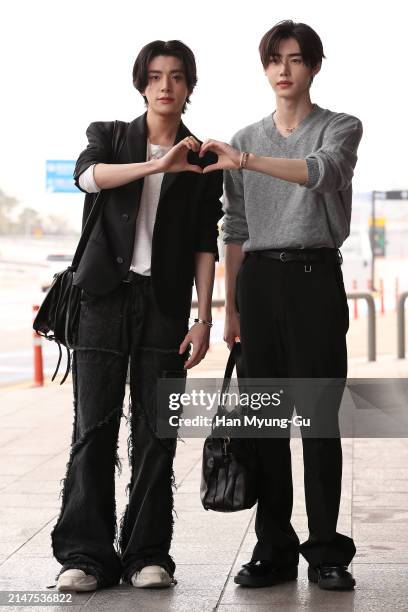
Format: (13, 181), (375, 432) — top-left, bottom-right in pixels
(17, 207), (43, 235)
(0, 189), (18, 234)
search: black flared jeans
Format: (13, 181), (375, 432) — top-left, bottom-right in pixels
(51, 273), (189, 587)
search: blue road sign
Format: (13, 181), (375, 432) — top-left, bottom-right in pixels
(46, 160), (77, 193)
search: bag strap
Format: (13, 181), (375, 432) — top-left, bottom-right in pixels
(71, 120), (120, 271)
(221, 341), (244, 398)
(210, 342), (245, 432)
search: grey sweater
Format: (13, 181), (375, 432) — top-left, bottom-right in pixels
(222, 104), (363, 249)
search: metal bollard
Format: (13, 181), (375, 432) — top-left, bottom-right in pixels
(380, 278), (385, 316)
(397, 292), (408, 359)
(346, 292), (376, 362)
(32, 305), (44, 386)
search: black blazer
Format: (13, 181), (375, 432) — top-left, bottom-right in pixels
(72, 112), (223, 319)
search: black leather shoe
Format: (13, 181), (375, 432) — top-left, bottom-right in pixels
(308, 564), (355, 590)
(234, 560), (298, 588)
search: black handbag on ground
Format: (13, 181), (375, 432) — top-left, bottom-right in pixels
(200, 342), (258, 512)
(33, 120), (121, 384)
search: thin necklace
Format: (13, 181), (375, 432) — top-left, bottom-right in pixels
(273, 104), (315, 133)
(147, 140), (170, 161)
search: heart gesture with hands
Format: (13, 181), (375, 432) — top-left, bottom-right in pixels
(157, 136), (242, 175)
(199, 139), (241, 173)
(157, 135), (203, 174)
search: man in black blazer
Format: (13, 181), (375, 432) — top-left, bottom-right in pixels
(51, 40), (223, 592)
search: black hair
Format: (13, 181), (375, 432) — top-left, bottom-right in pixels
(132, 40), (197, 113)
(259, 20), (325, 80)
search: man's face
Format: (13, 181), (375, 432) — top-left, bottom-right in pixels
(265, 37), (320, 100)
(142, 55), (190, 116)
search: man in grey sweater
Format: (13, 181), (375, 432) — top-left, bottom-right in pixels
(200, 20), (363, 591)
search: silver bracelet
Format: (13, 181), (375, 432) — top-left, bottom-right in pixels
(239, 151), (249, 169)
(193, 318), (213, 328)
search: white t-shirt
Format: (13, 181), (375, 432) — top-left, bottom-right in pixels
(78, 141), (171, 275)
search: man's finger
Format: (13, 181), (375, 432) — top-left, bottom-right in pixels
(179, 139), (195, 152)
(200, 138), (213, 148)
(185, 164), (204, 174)
(184, 352), (200, 369)
(179, 336), (190, 354)
(190, 344), (210, 368)
(199, 140), (218, 157)
(224, 333), (235, 350)
(189, 136), (201, 151)
(198, 346), (209, 361)
(184, 343), (206, 368)
(202, 163), (222, 174)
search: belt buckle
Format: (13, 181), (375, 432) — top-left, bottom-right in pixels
(279, 252), (287, 262)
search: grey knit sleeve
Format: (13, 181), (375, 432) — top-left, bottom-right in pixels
(304, 157), (321, 189)
(221, 134), (249, 244)
(304, 114), (363, 193)
(222, 166), (249, 244)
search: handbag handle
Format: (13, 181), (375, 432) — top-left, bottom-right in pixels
(211, 342), (245, 432)
(221, 341), (244, 398)
(71, 120), (119, 271)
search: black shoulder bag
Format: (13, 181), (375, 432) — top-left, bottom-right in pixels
(200, 342), (258, 511)
(33, 120), (122, 384)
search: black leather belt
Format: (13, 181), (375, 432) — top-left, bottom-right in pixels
(122, 270), (151, 284)
(247, 248), (343, 264)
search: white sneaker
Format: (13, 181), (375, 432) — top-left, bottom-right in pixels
(131, 565), (175, 588)
(56, 569), (98, 592)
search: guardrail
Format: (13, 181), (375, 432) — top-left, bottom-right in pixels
(193, 292), (377, 362)
(397, 291), (408, 359)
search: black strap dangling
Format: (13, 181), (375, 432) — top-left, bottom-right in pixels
(60, 347), (72, 385)
(51, 341), (62, 382)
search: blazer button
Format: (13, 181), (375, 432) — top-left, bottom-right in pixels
(116, 256), (124, 264)
(122, 213), (129, 222)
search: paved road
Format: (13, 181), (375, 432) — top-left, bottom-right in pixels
(1, 344), (408, 610)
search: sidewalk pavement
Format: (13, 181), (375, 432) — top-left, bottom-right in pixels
(1, 342), (408, 611)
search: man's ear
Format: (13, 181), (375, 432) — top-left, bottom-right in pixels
(309, 63), (321, 86)
(312, 62), (321, 78)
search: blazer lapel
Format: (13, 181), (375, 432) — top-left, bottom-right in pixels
(125, 113), (191, 203)
(125, 112), (148, 204)
(127, 112), (148, 163)
(159, 120), (191, 202)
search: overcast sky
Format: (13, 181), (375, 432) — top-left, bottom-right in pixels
(1, 0), (407, 230)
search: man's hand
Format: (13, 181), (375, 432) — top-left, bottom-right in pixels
(224, 310), (241, 350)
(179, 323), (211, 369)
(157, 136), (203, 174)
(199, 139), (241, 173)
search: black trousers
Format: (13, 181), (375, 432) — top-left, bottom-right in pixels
(236, 251), (356, 569)
(51, 274), (189, 587)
